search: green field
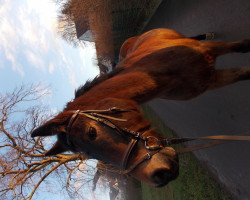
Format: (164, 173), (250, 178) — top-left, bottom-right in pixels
(140, 105), (233, 200)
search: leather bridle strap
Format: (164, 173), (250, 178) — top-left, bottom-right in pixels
(177, 140), (225, 154)
(160, 135), (250, 153)
(121, 138), (138, 170)
(66, 110), (81, 148)
(122, 151), (159, 174)
(67, 110), (81, 133)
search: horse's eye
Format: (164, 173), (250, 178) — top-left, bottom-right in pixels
(88, 127), (97, 141)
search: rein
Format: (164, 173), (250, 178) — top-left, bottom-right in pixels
(66, 107), (250, 174)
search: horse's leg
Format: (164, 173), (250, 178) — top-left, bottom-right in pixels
(190, 32), (215, 40)
(208, 68), (250, 90)
(206, 40), (250, 90)
(203, 39), (250, 56)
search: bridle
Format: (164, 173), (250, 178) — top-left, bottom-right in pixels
(66, 107), (250, 174)
(66, 107), (165, 173)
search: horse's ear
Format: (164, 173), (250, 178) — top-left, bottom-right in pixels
(45, 140), (67, 156)
(31, 116), (67, 138)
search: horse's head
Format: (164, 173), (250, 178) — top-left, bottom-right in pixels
(31, 99), (179, 187)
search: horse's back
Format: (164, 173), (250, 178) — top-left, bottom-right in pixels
(119, 28), (185, 61)
(118, 29), (206, 69)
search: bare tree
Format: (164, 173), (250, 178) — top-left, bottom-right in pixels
(0, 84), (98, 199)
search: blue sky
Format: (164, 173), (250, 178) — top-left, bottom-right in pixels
(0, 0), (99, 111)
(0, 0), (110, 199)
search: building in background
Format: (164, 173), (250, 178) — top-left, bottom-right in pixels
(71, 0), (162, 74)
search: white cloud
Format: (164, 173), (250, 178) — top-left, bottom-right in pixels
(48, 62), (55, 74)
(0, 0), (56, 75)
(25, 50), (45, 70)
(68, 70), (78, 89)
(0, 0), (99, 96)
(5, 50), (25, 76)
(0, 5), (25, 76)
(78, 42), (99, 78)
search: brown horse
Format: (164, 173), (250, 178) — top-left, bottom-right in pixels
(31, 28), (250, 187)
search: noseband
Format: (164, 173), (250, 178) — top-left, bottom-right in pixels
(66, 107), (250, 174)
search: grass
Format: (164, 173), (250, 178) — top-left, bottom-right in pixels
(140, 105), (233, 200)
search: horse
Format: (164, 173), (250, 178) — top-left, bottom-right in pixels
(31, 28), (250, 187)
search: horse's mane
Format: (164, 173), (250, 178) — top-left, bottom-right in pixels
(74, 67), (123, 99)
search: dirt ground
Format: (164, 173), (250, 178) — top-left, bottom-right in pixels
(144, 0), (250, 199)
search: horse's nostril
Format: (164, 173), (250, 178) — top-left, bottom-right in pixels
(151, 169), (174, 186)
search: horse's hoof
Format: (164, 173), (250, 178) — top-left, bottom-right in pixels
(205, 32), (215, 40)
(233, 39), (250, 53)
(239, 39), (250, 53)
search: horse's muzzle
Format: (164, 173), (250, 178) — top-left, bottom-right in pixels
(148, 147), (179, 187)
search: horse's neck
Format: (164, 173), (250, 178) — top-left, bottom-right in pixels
(73, 73), (158, 107)
(67, 97), (152, 132)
